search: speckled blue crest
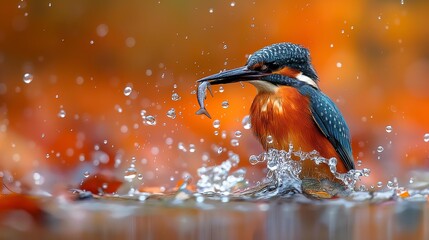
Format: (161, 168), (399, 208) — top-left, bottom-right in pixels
(246, 42), (318, 80)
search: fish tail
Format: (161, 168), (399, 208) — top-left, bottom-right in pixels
(196, 108), (212, 119)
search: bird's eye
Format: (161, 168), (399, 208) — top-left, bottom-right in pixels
(267, 62), (281, 71)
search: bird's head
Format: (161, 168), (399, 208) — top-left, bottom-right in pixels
(198, 42), (319, 92)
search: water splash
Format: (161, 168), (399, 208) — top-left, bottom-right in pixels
(196, 151), (246, 193)
(249, 145), (370, 192)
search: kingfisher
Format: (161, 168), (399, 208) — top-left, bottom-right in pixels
(196, 43), (355, 197)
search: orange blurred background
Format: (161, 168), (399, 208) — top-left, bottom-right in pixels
(0, 0), (428, 193)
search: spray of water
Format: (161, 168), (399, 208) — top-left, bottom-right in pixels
(196, 143), (371, 199)
(196, 151), (246, 194)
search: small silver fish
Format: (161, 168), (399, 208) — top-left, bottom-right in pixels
(195, 81), (213, 119)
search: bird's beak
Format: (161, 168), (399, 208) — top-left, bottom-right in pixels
(197, 66), (269, 85)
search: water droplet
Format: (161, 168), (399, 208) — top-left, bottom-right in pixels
(424, 133), (429, 142)
(144, 115), (156, 126)
(234, 130), (242, 138)
(209, 8), (214, 13)
(137, 174), (143, 180)
(377, 181), (383, 188)
(23, 73), (33, 84)
(328, 157), (337, 167)
(145, 69), (152, 76)
(336, 62), (342, 68)
(124, 86), (132, 96)
(221, 100), (229, 109)
(75, 76), (84, 85)
(140, 109), (146, 117)
(221, 130), (227, 139)
(58, 109), (66, 118)
(166, 108), (176, 119)
(409, 177), (414, 184)
(83, 171), (90, 178)
(223, 44), (228, 50)
(165, 137), (173, 145)
(357, 160), (362, 167)
(377, 146), (384, 153)
(189, 144), (196, 153)
(385, 125), (393, 133)
(124, 167), (137, 182)
(102, 183), (108, 189)
(201, 152), (210, 162)
(125, 37), (136, 48)
(178, 142), (187, 152)
(96, 24), (109, 38)
(362, 168), (370, 177)
(249, 155), (259, 165)
(267, 159), (278, 171)
(213, 119), (220, 129)
(120, 125), (128, 133)
(230, 2), (236, 7)
(114, 104), (123, 113)
(266, 135), (273, 144)
(33, 172), (44, 185)
(171, 92), (181, 101)
(219, 86), (224, 93)
(230, 139), (239, 147)
(242, 115), (251, 129)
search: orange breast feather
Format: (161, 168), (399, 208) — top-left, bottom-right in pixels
(250, 86), (347, 180)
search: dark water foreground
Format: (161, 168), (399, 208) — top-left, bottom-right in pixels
(1, 191), (428, 240)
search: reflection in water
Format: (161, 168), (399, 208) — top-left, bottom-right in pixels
(2, 188), (427, 239)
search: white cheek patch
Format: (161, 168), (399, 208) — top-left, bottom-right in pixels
(249, 80), (279, 93)
(296, 72), (319, 89)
